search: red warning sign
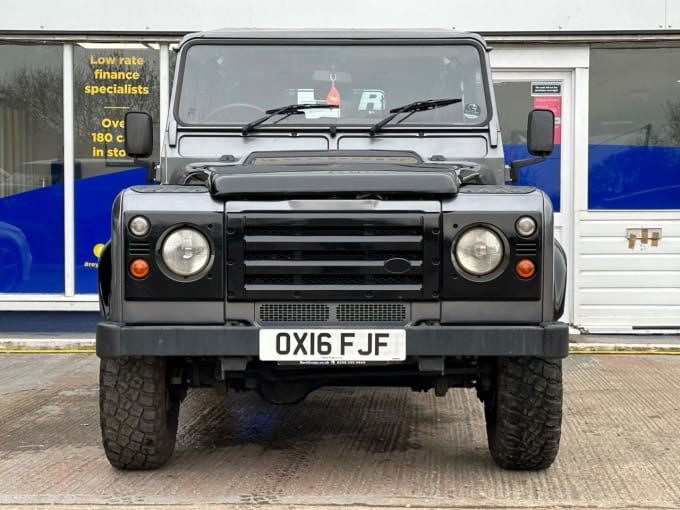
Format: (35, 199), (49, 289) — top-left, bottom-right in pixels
(532, 82), (561, 144)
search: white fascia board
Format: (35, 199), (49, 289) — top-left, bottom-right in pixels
(490, 46), (590, 70)
(0, 0), (671, 33)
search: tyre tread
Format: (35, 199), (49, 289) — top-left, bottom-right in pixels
(99, 356), (178, 470)
(487, 357), (563, 470)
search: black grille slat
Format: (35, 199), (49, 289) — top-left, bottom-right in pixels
(245, 260), (423, 275)
(227, 212), (441, 300)
(515, 241), (538, 256)
(128, 241), (151, 256)
(244, 235), (422, 251)
(247, 226), (421, 236)
(246, 250), (422, 261)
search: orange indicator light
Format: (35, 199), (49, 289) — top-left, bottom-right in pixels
(129, 258), (150, 279)
(515, 259), (536, 279)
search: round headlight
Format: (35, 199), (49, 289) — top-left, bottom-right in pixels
(454, 227), (504, 276)
(161, 228), (211, 277)
(516, 216), (537, 237)
(129, 216), (150, 237)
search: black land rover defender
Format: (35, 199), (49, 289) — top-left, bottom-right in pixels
(96, 29), (568, 471)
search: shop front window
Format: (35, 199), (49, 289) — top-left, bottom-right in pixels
(0, 44), (64, 293)
(589, 47), (680, 209)
(495, 81), (561, 211)
(73, 43), (160, 293)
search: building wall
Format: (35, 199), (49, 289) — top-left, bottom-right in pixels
(2, 0), (680, 33)
(0, 2), (679, 332)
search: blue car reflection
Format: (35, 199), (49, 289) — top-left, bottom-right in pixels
(0, 221), (32, 292)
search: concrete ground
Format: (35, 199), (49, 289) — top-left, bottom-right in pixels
(0, 353), (679, 509)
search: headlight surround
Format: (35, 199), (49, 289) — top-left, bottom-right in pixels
(160, 227), (212, 277)
(453, 226), (505, 277)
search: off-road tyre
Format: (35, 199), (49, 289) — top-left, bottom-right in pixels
(99, 356), (180, 470)
(484, 356), (563, 470)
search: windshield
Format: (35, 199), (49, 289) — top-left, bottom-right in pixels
(176, 43), (489, 128)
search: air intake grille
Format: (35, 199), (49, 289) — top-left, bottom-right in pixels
(515, 241), (539, 257)
(128, 241), (151, 256)
(227, 212), (440, 301)
(336, 303), (407, 322)
(260, 303), (330, 322)
(257, 303), (409, 324)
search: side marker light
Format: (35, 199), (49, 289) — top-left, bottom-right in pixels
(515, 259), (536, 279)
(129, 259), (150, 279)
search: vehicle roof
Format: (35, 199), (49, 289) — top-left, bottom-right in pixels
(178, 28), (489, 49)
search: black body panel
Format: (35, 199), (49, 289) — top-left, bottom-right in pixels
(97, 321), (569, 359)
(210, 168), (458, 198)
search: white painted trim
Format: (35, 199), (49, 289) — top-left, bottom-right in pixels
(492, 67), (576, 324)
(1, 0), (675, 33)
(0, 295), (99, 311)
(579, 210), (680, 220)
(159, 44), (169, 156)
(0, 294), (97, 302)
(572, 66), (590, 327)
(63, 44), (75, 297)
(490, 45), (590, 70)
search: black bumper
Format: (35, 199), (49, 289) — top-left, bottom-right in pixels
(96, 321), (569, 359)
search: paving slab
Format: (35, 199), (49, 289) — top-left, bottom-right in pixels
(0, 354), (679, 509)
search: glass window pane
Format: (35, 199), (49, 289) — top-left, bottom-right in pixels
(73, 44), (160, 293)
(495, 80), (561, 212)
(176, 44), (489, 127)
(0, 44), (64, 292)
(589, 47), (680, 209)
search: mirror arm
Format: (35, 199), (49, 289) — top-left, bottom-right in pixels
(509, 156), (545, 183)
(132, 157), (157, 183)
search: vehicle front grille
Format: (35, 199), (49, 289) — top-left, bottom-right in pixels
(257, 302), (409, 324)
(227, 212), (440, 300)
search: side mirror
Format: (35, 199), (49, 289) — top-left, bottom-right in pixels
(527, 109), (555, 156)
(124, 111), (153, 159)
(508, 109), (555, 183)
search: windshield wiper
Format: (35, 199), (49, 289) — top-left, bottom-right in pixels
(241, 103), (339, 135)
(368, 98), (462, 136)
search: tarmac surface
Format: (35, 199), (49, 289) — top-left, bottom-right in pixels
(0, 353), (679, 509)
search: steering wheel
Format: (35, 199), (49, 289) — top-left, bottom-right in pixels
(204, 103), (265, 122)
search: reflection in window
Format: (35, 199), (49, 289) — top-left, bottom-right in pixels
(495, 81), (561, 212)
(73, 44), (160, 293)
(589, 47), (680, 209)
(177, 44), (489, 127)
(0, 44), (64, 292)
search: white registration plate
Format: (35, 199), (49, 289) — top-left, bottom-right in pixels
(259, 329), (406, 362)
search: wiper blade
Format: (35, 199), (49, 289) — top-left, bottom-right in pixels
(242, 103), (339, 135)
(368, 98), (462, 136)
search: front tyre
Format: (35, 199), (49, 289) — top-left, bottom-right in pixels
(99, 357), (180, 470)
(484, 357), (563, 470)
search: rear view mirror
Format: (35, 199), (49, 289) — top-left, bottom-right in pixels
(527, 109), (555, 156)
(124, 111), (153, 159)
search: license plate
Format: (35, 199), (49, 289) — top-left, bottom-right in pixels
(259, 329), (406, 362)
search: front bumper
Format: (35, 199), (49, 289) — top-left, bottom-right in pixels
(96, 321), (569, 359)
